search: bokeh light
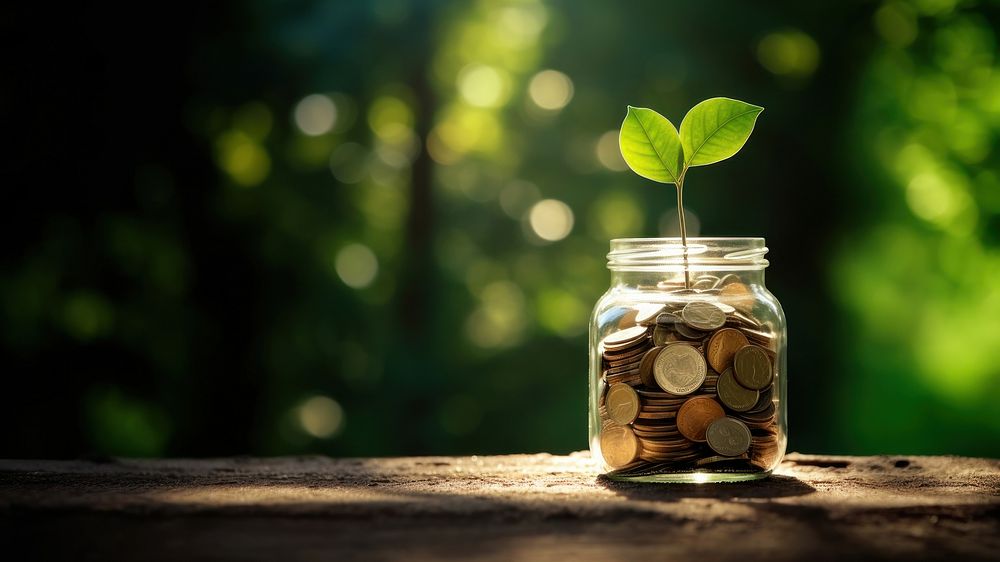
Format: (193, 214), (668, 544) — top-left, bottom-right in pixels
(334, 244), (379, 289)
(499, 180), (541, 219)
(465, 280), (527, 349)
(457, 64), (509, 108)
(757, 30), (821, 78)
(874, 2), (919, 47)
(297, 396), (344, 438)
(293, 94), (338, 136)
(595, 130), (627, 171)
(216, 131), (271, 187)
(528, 70), (574, 111)
(589, 191), (644, 239)
(527, 199), (574, 242)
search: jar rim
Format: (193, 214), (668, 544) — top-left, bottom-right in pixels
(607, 237), (769, 271)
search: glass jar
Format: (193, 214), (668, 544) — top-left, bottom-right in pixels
(589, 238), (787, 483)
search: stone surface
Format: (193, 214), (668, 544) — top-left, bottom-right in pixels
(1, 452), (997, 561)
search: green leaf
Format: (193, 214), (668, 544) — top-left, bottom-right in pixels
(679, 97), (763, 167)
(618, 106), (684, 184)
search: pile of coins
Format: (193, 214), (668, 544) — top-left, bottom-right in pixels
(596, 274), (781, 476)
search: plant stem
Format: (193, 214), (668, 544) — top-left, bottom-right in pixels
(676, 172), (690, 289)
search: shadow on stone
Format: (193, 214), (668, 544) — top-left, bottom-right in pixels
(596, 473), (816, 501)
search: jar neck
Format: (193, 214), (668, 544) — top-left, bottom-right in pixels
(610, 269), (765, 289)
(606, 237), (769, 290)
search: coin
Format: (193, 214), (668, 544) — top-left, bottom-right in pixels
(682, 301), (726, 331)
(601, 325), (649, 350)
(634, 303), (667, 325)
(696, 453), (749, 466)
(740, 401), (776, 422)
(633, 430), (681, 439)
(604, 359), (643, 374)
(741, 328), (776, 350)
(676, 396), (726, 442)
(651, 325), (673, 346)
(747, 385), (773, 412)
(740, 416), (777, 430)
(598, 307), (630, 330)
(605, 355), (645, 369)
(674, 322), (708, 340)
(635, 387), (689, 399)
(691, 277), (716, 290)
(636, 410), (677, 419)
(728, 310), (761, 329)
(720, 282), (754, 310)
(632, 421), (682, 431)
(600, 424), (640, 468)
(717, 368), (759, 412)
(640, 441), (696, 454)
(606, 383), (640, 425)
(617, 308), (639, 328)
(603, 343), (650, 362)
(717, 274), (741, 287)
(656, 312), (681, 326)
(705, 328), (750, 373)
(605, 373), (641, 387)
(733, 345), (773, 390)
(638, 347), (662, 388)
(705, 417), (752, 456)
(653, 344), (707, 395)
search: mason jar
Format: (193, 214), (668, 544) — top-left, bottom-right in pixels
(589, 238), (787, 483)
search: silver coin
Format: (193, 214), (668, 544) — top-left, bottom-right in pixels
(682, 301), (726, 331)
(652, 344), (707, 396)
(706, 417), (752, 456)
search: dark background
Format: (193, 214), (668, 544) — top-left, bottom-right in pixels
(2, 0), (998, 459)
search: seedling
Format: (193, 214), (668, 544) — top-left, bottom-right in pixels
(619, 97), (763, 287)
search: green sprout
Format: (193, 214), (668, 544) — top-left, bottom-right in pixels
(619, 97), (764, 287)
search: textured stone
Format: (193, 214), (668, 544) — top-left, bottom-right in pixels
(1, 452), (997, 561)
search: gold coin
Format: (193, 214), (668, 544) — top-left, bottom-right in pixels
(638, 347), (662, 388)
(633, 428), (681, 438)
(733, 345), (773, 390)
(720, 282), (754, 311)
(705, 417), (752, 456)
(636, 410), (677, 419)
(600, 424), (640, 468)
(705, 328), (749, 373)
(653, 344), (707, 396)
(676, 396), (726, 442)
(717, 368), (759, 412)
(604, 373), (641, 386)
(640, 451), (702, 463)
(681, 301), (726, 331)
(606, 383), (641, 425)
(604, 359), (639, 375)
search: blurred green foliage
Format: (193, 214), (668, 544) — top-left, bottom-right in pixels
(1, 0), (997, 458)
